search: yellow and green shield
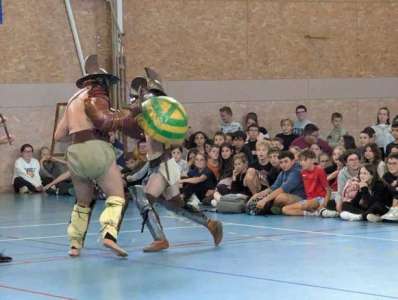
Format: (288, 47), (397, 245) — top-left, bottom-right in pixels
(137, 96), (188, 144)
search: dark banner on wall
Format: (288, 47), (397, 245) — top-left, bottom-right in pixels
(0, 0), (3, 24)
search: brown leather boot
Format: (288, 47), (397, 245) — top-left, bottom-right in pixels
(143, 240), (169, 252)
(207, 220), (223, 246)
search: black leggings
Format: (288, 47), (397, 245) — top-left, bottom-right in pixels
(342, 201), (388, 218)
(13, 177), (38, 193)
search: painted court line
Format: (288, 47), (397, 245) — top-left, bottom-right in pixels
(138, 261), (398, 299)
(0, 283), (76, 300)
(0, 225), (201, 242)
(225, 222), (398, 243)
(0, 215), (179, 229)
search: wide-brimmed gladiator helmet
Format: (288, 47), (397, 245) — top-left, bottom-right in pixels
(76, 55), (119, 89)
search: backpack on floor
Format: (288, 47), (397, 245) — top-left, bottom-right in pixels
(216, 194), (248, 213)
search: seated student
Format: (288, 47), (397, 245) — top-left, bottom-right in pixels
(232, 131), (254, 165)
(246, 124), (262, 161)
(188, 131), (210, 155)
(171, 146), (189, 177)
(244, 141), (275, 196)
(282, 150), (329, 216)
(211, 143), (235, 206)
(319, 152), (331, 169)
(186, 148), (199, 171)
(219, 143), (234, 181)
(327, 112), (347, 148)
(288, 145), (301, 161)
(268, 147), (282, 184)
(340, 164), (391, 222)
(390, 144), (398, 154)
(13, 144), (43, 194)
(230, 153), (251, 196)
(372, 107), (394, 158)
(341, 134), (357, 151)
(207, 144), (221, 180)
(363, 143), (386, 178)
(180, 152), (216, 205)
(244, 112), (270, 139)
(291, 124), (332, 155)
(330, 150), (361, 214)
(122, 140), (148, 186)
(293, 105), (312, 136)
(275, 118), (298, 151)
(386, 121), (398, 157)
(358, 127), (376, 155)
(250, 151), (305, 214)
(309, 143), (322, 163)
(225, 132), (234, 145)
(269, 138), (284, 151)
(39, 146), (72, 195)
(325, 146), (345, 194)
(219, 106), (243, 134)
(381, 153), (398, 221)
(213, 131), (226, 147)
(109, 131), (126, 169)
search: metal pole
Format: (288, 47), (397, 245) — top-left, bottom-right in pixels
(64, 0), (85, 75)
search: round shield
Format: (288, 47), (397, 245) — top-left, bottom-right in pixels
(137, 96), (188, 145)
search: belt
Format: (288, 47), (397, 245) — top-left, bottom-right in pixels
(71, 129), (100, 144)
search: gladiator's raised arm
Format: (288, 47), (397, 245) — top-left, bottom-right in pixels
(84, 87), (143, 139)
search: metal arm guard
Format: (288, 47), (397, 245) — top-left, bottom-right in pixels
(129, 185), (166, 241)
(84, 86), (143, 139)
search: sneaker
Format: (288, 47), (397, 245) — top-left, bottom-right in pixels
(210, 199), (218, 207)
(382, 207), (398, 221)
(340, 211), (363, 221)
(320, 208), (339, 218)
(187, 194), (200, 211)
(18, 186), (29, 194)
(367, 214), (383, 223)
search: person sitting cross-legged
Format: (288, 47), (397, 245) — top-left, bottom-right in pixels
(250, 150), (305, 215)
(282, 149), (329, 216)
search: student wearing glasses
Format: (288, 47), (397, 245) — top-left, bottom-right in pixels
(293, 105), (312, 136)
(12, 144), (44, 194)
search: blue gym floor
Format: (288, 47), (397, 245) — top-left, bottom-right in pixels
(0, 193), (398, 300)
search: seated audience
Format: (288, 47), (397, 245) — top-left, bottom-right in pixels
(213, 131), (226, 147)
(244, 112), (269, 139)
(340, 164), (390, 222)
(171, 146), (189, 177)
(248, 151), (305, 215)
(293, 105), (312, 136)
(275, 118), (298, 151)
(207, 144), (221, 180)
(244, 141), (277, 196)
(372, 107), (394, 158)
(381, 153), (398, 221)
(219, 106), (243, 134)
(180, 152), (216, 204)
(282, 150), (329, 216)
(386, 121), (398, 157)
(13, 144), (43, 194)
(232, 131), (254, 164)
(327, 112), (347, 148)
(291, 124), (332, 155)
(362, 143), (386, 178)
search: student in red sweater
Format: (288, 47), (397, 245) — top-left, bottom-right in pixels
(282, 149), (329, 216)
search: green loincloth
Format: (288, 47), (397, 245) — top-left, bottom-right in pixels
(66, 140), (115, 180)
